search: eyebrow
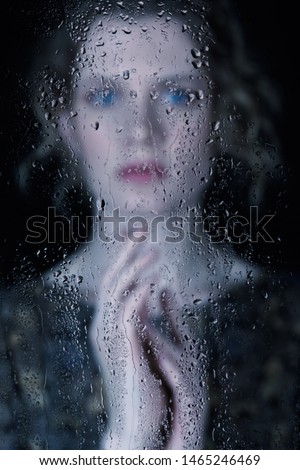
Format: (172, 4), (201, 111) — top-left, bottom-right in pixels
(79, 73), (205, 87)
(159, 74), (203, 84)
(79, 74), (118, 85)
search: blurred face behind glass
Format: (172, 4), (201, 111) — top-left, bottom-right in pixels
(70, 13), (212, 215)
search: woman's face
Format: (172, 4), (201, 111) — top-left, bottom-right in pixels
(70, 14), (212, 215)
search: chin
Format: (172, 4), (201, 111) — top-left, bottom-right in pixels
(119, 197), (164, 216)
(109, 186), (165, 214)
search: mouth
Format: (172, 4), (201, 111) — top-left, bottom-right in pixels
(118, 161), (167, 184)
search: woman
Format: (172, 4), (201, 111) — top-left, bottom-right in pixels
(1, 0), (298, 450)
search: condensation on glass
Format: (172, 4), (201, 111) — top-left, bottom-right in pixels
(0, 0), (298, 451)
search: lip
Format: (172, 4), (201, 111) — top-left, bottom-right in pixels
(118, 161), (167, 184)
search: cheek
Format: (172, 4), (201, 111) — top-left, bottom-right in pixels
(166, 106), (210, 141)
(75, 115), (113, 162)
(168, 122), (211, 184)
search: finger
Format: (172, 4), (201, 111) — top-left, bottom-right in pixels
(160, 289), (185, 344)
(111, 250), (160, 301)
(102, 242), (160, 291)
(142, 286), (184, 346)
(141, 318), (207, 450)
(101, 238), (138, 285)
(110, 237), (159, 274)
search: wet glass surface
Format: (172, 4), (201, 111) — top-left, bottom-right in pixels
(1, 0), (299, 450)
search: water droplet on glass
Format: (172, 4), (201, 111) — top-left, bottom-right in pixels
(213, 121), (220, 131)
(122, 27), (132, 34)
(45, 112), (51, 121)
(96, 199), (104, 211)
(195, 89), (204, 100)
(150, 91), (159, 100)
(123, 70), (130, 80)
(130, 90), (137, 98)
(150, 283), (156, 293)
(166, 106), (173, 115)
(141, 25), (148, 32)
(192, 59), (202, 69)
(138, 1), (144, 6)
(91, 121), (99, 130)
(191, 48), (201, 58)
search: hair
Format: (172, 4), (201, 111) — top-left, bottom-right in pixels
(17, 0), (283, 265)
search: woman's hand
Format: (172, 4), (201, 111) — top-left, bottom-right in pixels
(90, 241), (207, 449)
(90, 241), (163, 449)
(142, 287), (208, 450)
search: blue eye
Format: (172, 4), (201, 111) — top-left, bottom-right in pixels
(163, 89), (188, 106)
(86, 88), (115, 107)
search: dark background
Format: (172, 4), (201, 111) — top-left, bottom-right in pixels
(234, 1), (299, 273)
(1, 0), (299, 281)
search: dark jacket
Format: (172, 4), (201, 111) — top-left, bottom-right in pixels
(1, 271), (299, 449)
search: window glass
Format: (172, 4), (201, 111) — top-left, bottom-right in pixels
(0, 0), (299, 450)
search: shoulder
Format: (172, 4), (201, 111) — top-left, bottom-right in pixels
(202, 270), (300, 449)
(0, 278), (102, 449)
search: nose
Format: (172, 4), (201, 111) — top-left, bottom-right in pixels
(126, 89), (166, 148)
(131, 120), (151, 143)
